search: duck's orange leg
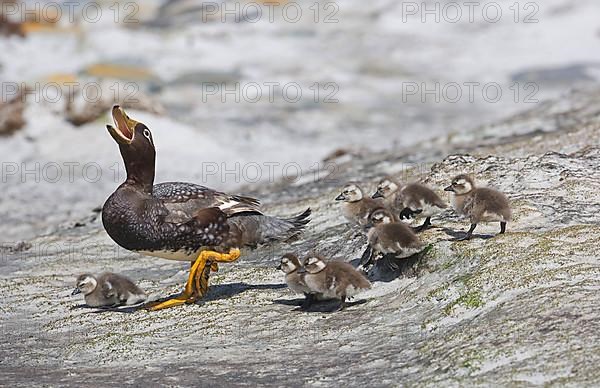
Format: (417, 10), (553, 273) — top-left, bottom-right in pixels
(193, 248), (241, 297)
(146, 248), (241, 311)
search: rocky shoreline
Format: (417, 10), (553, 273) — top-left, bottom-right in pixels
(1, 87), (600, 386)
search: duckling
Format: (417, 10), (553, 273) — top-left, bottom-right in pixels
(444, 174), (511, 240)
(278, 253), (313, 308)
(335, 183), (384, 228)
(365, 208), (425, 268)
(300, 255), (371, 311)
(372, 177), (447, 232)
(72, 272), (146, 307)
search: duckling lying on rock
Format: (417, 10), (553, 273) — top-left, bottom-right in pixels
(300, 255), (371, 311)
(72, 272), (146, 307)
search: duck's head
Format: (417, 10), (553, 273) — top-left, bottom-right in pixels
(301, 255), (327, 274)
(72, 274), (97, 296)
(335, 183), (363, 202)
(107, 105), (156, 188)
(369, 208), (394, 226)
(444, 174), (475, 195)
(372, 177), (399, 199)
(107, 105), (155, 148)
(278, 253), (302, 274)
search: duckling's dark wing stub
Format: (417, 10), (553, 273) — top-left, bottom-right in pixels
(403, 184), (447, 209)
(100, 278), (117, 301)
(152, 182), (261, 221)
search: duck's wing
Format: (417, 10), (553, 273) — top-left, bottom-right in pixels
(140, 204), (231, 252)
(152, 182), (261, 223)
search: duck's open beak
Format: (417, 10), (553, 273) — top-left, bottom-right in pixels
(106, 105), (138, 145)
(444, 185), (455, 192)
(71, 287), (81, 296)
(335, 193), (346, 201)
(372, 190), (384, 199)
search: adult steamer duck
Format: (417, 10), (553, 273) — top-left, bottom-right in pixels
(102, 106), (311, 310)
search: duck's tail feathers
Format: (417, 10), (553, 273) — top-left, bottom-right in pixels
(228, 208), (311, 246)
(281, 207), (311, 236)
(258, 207), (311, 242)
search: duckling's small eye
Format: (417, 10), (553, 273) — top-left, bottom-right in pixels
(143, 129), (151, 139)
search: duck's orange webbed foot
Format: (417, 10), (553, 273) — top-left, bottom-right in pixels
(146, 248), (241, 311)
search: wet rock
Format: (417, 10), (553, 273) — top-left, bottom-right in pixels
(55, 62), (166, 125)
(2, 0), (75, 36)
(0, 13), (24, 37)
(64, 81), (165, 126)
(81, 63), (160, 85)
(511, 63), (600, 85)
(144, 0), (266, 28)
(0, 88), (25, 135)
(166, 70), (242, 87)
(0, 240), (32, 253)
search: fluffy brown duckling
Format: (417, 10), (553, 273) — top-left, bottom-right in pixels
(361, 208), (425, 269)
(300, 255), (371, 311)
(72, 272), (146, 307)
(335, 183), (385, 228)
(372, 177), (447, 232)
(278, 253), (313, 308)
(444, 174), (511, 240)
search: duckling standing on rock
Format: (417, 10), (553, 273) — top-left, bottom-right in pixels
(72, 272), (147, 307)
(335, 183), (384, 228)
(372, 177), (447, 232)
(300, 256), (371, 311)
(444, 174), (511, 240)
(362, 208), (425, 269)
(278, 253), (313, 309)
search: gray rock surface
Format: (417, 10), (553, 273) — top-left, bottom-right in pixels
(2, 88), (600, 386)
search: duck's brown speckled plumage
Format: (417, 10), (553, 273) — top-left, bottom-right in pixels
(102, 106), (310, 262)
